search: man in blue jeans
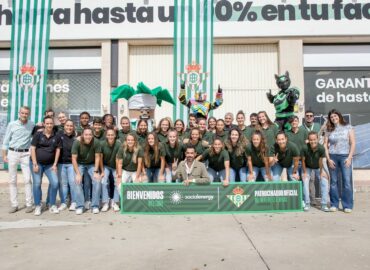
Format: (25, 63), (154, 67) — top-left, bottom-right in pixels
(301, 132), (329, 212)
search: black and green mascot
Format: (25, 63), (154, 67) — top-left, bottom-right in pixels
(266, 71), (300, 131)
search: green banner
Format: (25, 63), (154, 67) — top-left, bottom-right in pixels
(121, 182), (303, 214)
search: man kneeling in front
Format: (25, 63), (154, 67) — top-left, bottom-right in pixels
(172, 145), (210, 185)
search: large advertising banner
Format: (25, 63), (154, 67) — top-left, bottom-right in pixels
(120, 182), (303, 214)
(304, 69), (370, 168)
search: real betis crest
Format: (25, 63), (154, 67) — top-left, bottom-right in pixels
(227, 186), (250, 208)
(178, 61), (208, 92)
(16, 63), (41, 91)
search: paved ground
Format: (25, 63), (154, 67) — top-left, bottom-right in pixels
(1, 184), (370, 270)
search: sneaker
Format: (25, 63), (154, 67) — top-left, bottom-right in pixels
(58, 203), (67, 211)
(344, 208), (353, 213)
(69, 202), (77, 211)
(25, 206), (33, 213)
(75, 208), (83, 215)
(9, 206), (18, 213)
(112, 202), (120, 212)
(92, 207), (100, 214)
(303, 205), (310, 212)
(321, 205), (330, 212)
(34, 206), (42, 216)
(329, 206), (338, 212)
(101, 203), (109, 212)
(49, 205), (60, 214)
(84, 201), (91, 210)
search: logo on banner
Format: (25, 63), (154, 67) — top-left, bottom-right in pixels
(227, 186), (250, 208)
(170, 191), (183, 204)
(17, 63), (41, 91)
(178, 61), (208, 92)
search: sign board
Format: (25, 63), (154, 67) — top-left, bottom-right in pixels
(120, 182), (303, 214)
(0, 0), (369, 41)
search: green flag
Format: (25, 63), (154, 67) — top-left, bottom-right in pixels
(8, 0), (52, 123)
(173, 0), (214, 120)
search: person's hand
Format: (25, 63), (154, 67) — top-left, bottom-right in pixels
(52, 164), (57, 173)
(344, 156), (352, 168)
(328, 159), (336, 169)
(180, 81), (186, 90)
(75, 174), (82, 184)
(222, 179), (229, 187)
(248, 173), (255, 182)
(302, 172), (307, 181)
(266, 173), (273, 181)
(292, 173), (300, 181)
(116, 175), (122, 186)
(33, 163), (39, 173)
(217, 85), (222, 93)
(100, 171), (105, 179)
(159, 174), (165, 182)
(183, 179), (191, 186)
(172, 159), (178, 171)
(93, 172), (100, 181)
(3, 155), (8, 163)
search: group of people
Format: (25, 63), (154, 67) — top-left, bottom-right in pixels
(2, 106), (355, 216)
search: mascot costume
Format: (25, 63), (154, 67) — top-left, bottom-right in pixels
(266, 71), (300, 131)
(178, 62), (223, 119)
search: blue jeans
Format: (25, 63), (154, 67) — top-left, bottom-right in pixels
(248, 166), (269, 181)
(58, 163), (75, 205)
(271, 164), (295, 181)
(303, 168), (329, 206)
(102, 166), (119, 203)
(146, 168), (160, 183)
(31, 162), (59, 206)
(207, 168), (226, 182)
(230, 167), (247, 182)
(75, 164), (101, 209)
(329, 154), (353, 209)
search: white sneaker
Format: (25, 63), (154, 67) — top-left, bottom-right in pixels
(75, 208), (83, 215)
(344, 208), (352, 213)
(34, 206), (42, 216)
(92, 207), (100, 214)
(303, 205), (310, 212)
(69, 202), (77, 211)
(84, 201), (91, 210)
(112, 202), (120, 212)
(49, 205), (60, 214)
(58, 203), (67, 211)
(329, 206), (338, 212)
(101, 203), (109, 212)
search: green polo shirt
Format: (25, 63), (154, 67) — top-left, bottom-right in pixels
(76, 125), (90, 136)
(300, 122), (321, 133)
(71, 139), (102, 165)
(301, 143), (326, 169)
(286, 128), (308, 152)
(271, 141), (300, 168)
(101, 140), (121, 169)
(157, 132), (168, 143)
(164, 143), (184, 164)
(227, 146), (247, 170)
(261, 125), (279, 147)
(93, 129), (106, 141)
(117, 129), (131, 142)
(245, 144), (273, 168)
(201, 131), (215, 144)
(146, 143), (166, 169)
(183, 140), (207, 156)
(116, 147), (144, 172)
(214, 131), (228, 143)
(242, 126), (256, 141)
(201, 149), (229, 171)
(136, 132), (147, 146)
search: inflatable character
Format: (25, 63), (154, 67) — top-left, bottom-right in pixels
(266, 71), (300, 131)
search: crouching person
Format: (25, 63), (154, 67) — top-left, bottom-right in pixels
(301, 131), (329, 212)
(172, 145), (210, 185)
(71, 128), (102, 215)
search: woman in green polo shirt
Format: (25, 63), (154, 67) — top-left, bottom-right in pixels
(207, 116), (217, 133)
(182, 128), (208, 157)
(197, 138), (230, 185)
(236, 110), (255, 141)
(198, 118), (214, 145)
(164, 129), (184, 183)
(99, 128), (121, 212)
(116, 133), (143, 183)
(270, 131), (300, 181)
(174, 119), (186, 142)
(246, 130), (273, 182)
(214, 119), (228, 142)
(143, 132), (166, 183)
(225, 128), (248, 182)
(156, 118), (171, 143)
(71, 128), (102, 215)
(257, 111), (279, 148)
(136, 119), (148, 145)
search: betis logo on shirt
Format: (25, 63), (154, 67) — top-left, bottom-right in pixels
(17, 63), (41, 91)
(227, 186), (250, 208)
